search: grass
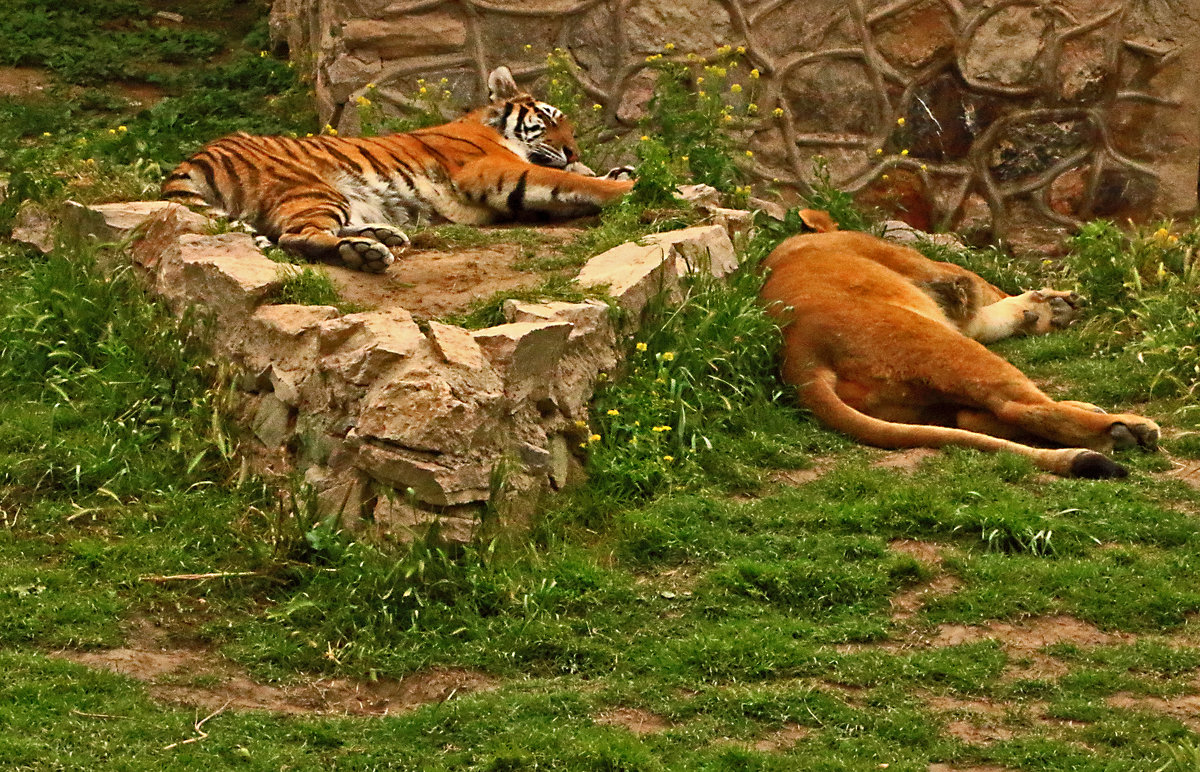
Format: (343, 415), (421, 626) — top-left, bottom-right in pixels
(1, 4), (1199, 770)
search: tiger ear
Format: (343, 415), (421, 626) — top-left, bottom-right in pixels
(487, 66), (520, 101)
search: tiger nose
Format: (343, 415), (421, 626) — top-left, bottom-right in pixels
(564, 147), (577, 162)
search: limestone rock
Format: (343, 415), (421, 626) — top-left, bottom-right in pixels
(575, 238), (681, 319)
(246, 304), (340, 377)
(880, 220), (965, 250)
(253, 392), (294, 449)
(341, 14), (466, 59)
(10, 202), (55, 253)
(644, 225), (739, 279)
(472, 321), (572, 401)
(372, 495), (478, 544)
(155, 233), (290, 318)
(355, 442), (492, 506)
(356, 365), (504, 454)
(304, 464), (371, 524)
(318, 309), (426, 386)
(428, 320), (490, 371)
(63, 200), (207, 243)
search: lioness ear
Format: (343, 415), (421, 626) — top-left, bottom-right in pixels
(799, 209), (838, 233)
(487, 66), (520, 101)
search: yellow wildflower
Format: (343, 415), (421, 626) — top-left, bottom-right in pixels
(664, 42), (675, 51)
(881, 174), (890, 181)
(419, 86), (427, 94)
(900, 149), (909, 156)
(662, 352), (675, 361)
(574, 419), (588, 428)
(663, 455), (674, 462)
(636, 342), (648, 351)
(736, 45), (746, 54)
(747, 103), (758, 114)
(750, 68), (760, 79)
(42, 131), (51, 137)
(730, 83), (742, 93)
(773, 107), (784, 118)
(366, 82), (376, 89)
(524, 44), (533, 51)
(716, 44), (732, 55)
(745, 150), (754, 157)
(875, 148), (883, 155)
(897, 117), (906, 126)
(607, 409), (620, 416)
(652, 425), (672, 433)
(589, 434), (602, 443)
(640, 135), (650, 141)
(593, 103), (603, 111)
(681, 155), (689, 162)
(356, 95), (371, 106)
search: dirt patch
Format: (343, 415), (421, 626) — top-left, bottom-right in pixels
(1164, 459), (1200, 492)
(324, 225), (583, 321)
(925, 694), (1015, 746)
(56, 620), (497, 716)
(0, 67), (50, 97)
(889, 539), (946, 565)
(113, 81), (167, 108)
(1107, 691), (1200, 731)
(770, 459), (837, 487)
(928, 615), (1133, 651)
(872, 447), (941, 472)
(888, 540), (960, 620)
(752, 722), (810, 752)
(594, 707), (672, 735)
(892, 574), (963, 619)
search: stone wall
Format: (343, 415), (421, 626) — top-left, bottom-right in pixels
(270, 0), (1200, 246)
(53, 197), (742, 543)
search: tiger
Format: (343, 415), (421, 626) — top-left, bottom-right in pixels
(161, 66), (634, 273)
(761, 210), (1161, 478)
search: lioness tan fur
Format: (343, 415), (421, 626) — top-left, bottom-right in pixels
(760, 211), (1160, 478)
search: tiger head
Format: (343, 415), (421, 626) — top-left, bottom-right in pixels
(471, 66), (583, 169)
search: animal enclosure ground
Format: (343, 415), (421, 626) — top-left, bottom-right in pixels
(3, 2), (1200, 770)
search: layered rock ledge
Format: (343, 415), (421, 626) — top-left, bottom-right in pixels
(56, 200), (744, 542)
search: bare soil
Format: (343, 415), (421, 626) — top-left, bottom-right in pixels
(55, 618), (497, 716)
(0, 67), (50, 98)
(325, 224), (585, 320)
(593, 707), (672, 734)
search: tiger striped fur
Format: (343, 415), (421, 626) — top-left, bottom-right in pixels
(160, 67), (634, 273)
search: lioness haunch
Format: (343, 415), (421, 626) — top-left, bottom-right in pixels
(761, 211), (1159, 478)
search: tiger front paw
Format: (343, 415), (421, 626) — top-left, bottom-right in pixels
(604, 165), (636, 181)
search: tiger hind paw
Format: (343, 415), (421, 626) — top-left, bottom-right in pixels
(340, 224), (410, 250)
(333, 237), (395, 273)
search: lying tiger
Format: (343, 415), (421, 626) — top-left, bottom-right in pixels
(162, 67), (633, 273)
(761, 210), (1160, 478)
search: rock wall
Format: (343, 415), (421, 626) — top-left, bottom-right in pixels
(270, 0), (1200, 246)
(57, 198), (741, 543)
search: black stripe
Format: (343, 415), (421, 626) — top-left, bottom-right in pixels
(419, 131), (488, 154)
(210, 150), (244, 215)
(506, 170), (528, 213)
(357, 146), (396, 178)
(187, 156), (222, 205)
(161, 189), (201, 200)
(409, 136), (455, 169)
(165, 171), (192, 182)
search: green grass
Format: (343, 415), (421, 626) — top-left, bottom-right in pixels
(273, 265), (367, 314)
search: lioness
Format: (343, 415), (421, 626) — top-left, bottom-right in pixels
(760, 211), (1160, 478)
